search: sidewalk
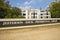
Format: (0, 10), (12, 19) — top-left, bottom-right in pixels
(0, 23), (60, 30)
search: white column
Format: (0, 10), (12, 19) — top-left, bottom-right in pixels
(26, 10), (28, 19)
(37, 10), (40, 19)
(29, 12), (31, 19)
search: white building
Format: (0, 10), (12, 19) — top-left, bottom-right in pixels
(22, 9), (51, 19)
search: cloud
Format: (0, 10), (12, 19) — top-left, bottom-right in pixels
(19, 6), (31, 10)
(17, 0), (43, 9)
(23, 0), (42, 9)
(24, 1), (32, 5)
(24, 0), (34, 6)
(18, 0), (33, 9)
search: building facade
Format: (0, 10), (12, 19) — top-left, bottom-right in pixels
(22, 9), (51, 19)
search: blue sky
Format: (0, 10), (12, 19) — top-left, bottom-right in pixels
(8, 0), (55, 10)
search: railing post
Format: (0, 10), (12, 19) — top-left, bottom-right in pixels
(0, 21), (3, 26)
(57, 20), (60, 23)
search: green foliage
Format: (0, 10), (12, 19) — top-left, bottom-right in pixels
(5, 7), (22, 18)
(49, 2), (60, 18)
(11, 7), (22, 18)
(0, 0), (25, 18)
(0, 0), (11, 18)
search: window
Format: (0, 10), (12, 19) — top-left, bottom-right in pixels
(35, 16), (37, 18)
(35, 13), (37, 15)
(41, 17), (43, 18)
(46, 16), (48, 18)
(41, 14), (43, 15)
(23, 14), (26, 16)
(31, 13), (37, 18)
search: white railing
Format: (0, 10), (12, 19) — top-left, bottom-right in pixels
(0, 18), (60, 27)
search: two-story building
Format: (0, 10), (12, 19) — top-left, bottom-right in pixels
(22, 9), (51, 19)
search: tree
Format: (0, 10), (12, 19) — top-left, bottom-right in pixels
(49, 1), (60, 18)
(0, 0), (24, 18)
(0, 0), (11, 18)
(11, 7), (22, 18)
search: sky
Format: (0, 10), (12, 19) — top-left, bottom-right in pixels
(8, 0), (55, 10)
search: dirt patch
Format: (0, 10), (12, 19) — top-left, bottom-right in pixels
(0, 24), (60, 40)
